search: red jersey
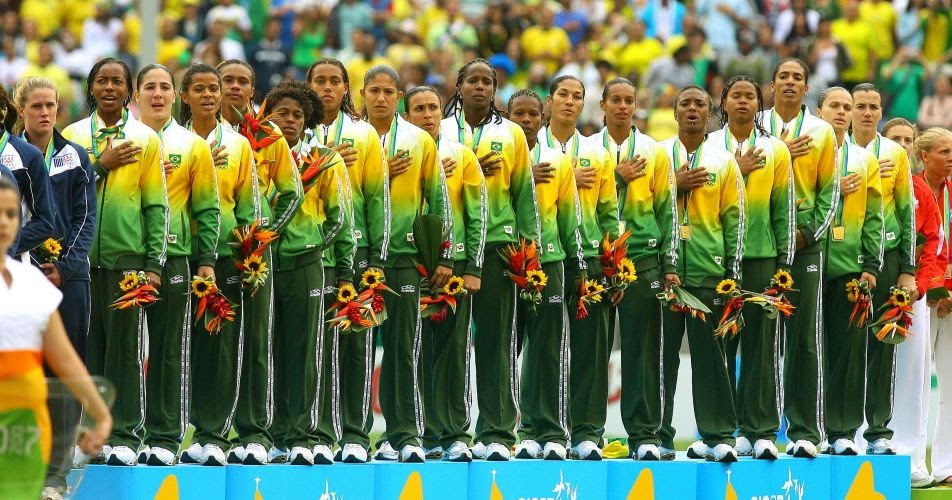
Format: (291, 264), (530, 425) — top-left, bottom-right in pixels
(913, 173), (950, 294)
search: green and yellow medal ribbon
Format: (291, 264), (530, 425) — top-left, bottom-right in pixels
(769, 108), (805, 138)
(456, 110), (485, 151)
(89, 109), (129, 159)
(602, 128), (636, 163)
(673, 140), (703, 226)
(835, 143), (850, 226)
(546, 127), (580, 160)
(319, 111), (345, 147)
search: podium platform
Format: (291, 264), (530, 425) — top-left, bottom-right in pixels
(65, 454), (911, 499)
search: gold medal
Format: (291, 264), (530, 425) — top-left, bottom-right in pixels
(680, 224), (692, 240)
(831, 226), (845, 241)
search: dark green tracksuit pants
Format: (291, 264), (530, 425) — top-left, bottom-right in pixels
(378, 257), (425, 449)
(270, 252), (325, 450)
(866, 249), (900, 442)
(567, 259), (611, 446)
(726, 258), (782, 442)
(191, 258), (243, 450)
(658, 286), (737, 448)
(232, 248), (274, 449)
(88, 267), (148, 449)
(473, 244), (519, 448)
(336, 249), (374, 451)
(824, 272), (867, 441)
(618, 260), (664, 447)
(422, 261), (473, 449)
(518, 261), (569, 447)
(144, 256), (192, 451)
(314, 267), (340, 448)
(784, 249), (825, 444)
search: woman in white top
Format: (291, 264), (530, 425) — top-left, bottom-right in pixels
(0, 176), (111, 499)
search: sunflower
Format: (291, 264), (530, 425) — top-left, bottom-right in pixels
(43, 238), (62, 256)
(585, 279), (605, 302)
(191, 277), (214, 298)
(244, 254), (268, 280)
(361, 269), (384, 289)
(526, 269), (548, 289)
(337, 283), (357, 303)
(772, 269), (793, 290)
(616, 258), (637, 283)
(715, 279), (738, 295)
(890, 288), (911, 307)
(846, 280), (860, 303)
(444, 276), (465, 296)
(119, 273), (140, 291)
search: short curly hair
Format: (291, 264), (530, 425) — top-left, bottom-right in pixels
(261, 80), (324, 131)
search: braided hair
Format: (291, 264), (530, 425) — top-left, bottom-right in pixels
(179, 62), (222, 125)
(305, 58), (359, 120)
(508, 88), (543, 112)
(718, 75), (769, 137)
(442, 58), (504, 126)
(261, 81), (324, 133)
(85, 57), (134, 113)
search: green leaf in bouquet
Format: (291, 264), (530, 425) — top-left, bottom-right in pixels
(927, 287), (951, 301)
(672, 286), (713, 314)
(413, 214), (447, 277)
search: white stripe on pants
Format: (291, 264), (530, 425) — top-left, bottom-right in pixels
(932, 306), (952, 482)
(891, 298), (932, 472)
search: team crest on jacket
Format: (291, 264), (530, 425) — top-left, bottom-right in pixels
(580, 158), (591, 167)
(342, 138), (355, 147)
(169, 153), (182, 165)
(491, 141), (503, 152)
(706, 172), (717, 186)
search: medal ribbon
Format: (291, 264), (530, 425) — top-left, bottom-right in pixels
(673, 140), (702, 226)
(90, 109), (129, 159)
(835, 143), (850, 226)
(769, 108), (804, 138)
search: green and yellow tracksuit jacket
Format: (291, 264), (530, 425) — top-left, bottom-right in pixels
(595, 127), (679, 275)
(523, 143), (582, 267)
(825, 142), (885, 280)
(662, 136), (745, 288)
(438, 136), (488, 277)
(760, 107), (840, 251)
(440, 114), (537, 247)
(369, 115), (451, 268)
(539, 127), (618, 261)
(188, 122), (261, 257)
(275, 141), (354, 276)
(708, 126), (795, 268)
(63, 112), (169, 274)
(157, 118), (221, 267)
(848, 132), (917, 275)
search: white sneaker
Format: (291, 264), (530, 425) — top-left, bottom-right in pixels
(686, 440), (709, 459)
(40, 486), (64, 500)
(819, 439), (831, 454)
(339, 443), (367, 464)
(735, 436), (753, 456)
(444, 441), (473, 462)
(243, 443), (268, 465)
(289, 446), (314, 465)
(202, 444), (226, 466)
(659, 446), (676, 461)
(399, 445), (425, 463)
(752, 439), (778, 460)
(180, 443), (204, 464)
(515, 440), (542, 459)
(90, 444), (111, 465)
(226, 445), (246, 464)
(106, 445), (138, 466)
(912, 468), (935, 488)
(137, 445), (151, 464)
(147, 446), (176, 466)
(543, 442), (567, 460)
(790, 440), (818, 458)
(707, 443), (738, 462)
(867, 438), (897, 455)
(314, 444), (336, 464)
(569, 440), (602, 461)
(471, 442), (487, 460)
(424, 445), (444, 459)
(636, 444), (661, 461)
(486, 443), (511, 461)
(267, 446), (289, 464)
(832, 438), (860, 456)
(375, 441), (399, 461)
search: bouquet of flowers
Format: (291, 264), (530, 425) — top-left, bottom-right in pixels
(190, 276), (237, 335)
(714, 279), (745, 338)
(419, 276), (467, 322)
(713, 271), (797, 338)
(38, 237), (62, 263)
(232, 100), (283, 152)
(576, 230), (640, 319)
(656, 285), (712, 321)
(109, 271), (159, 310)
(229, 219), (279, 297)
(327, 269), (398, 333)
(298, 145), (341, 193)
(576, 278), (606, 320)
(412, 214), (464, 322)
(500, 239), (547, 314)
(846, 279), (874, 328)
(869, 287), (914, 344)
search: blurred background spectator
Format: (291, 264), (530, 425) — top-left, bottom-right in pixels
(0, 0), (950, 135)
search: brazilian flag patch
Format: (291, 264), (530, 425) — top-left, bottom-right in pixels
(342, 138), (355, 146)
(706, 172), (717, 186)
(580, 158), (591, 167)
(491, 141), (503, 152)
(169, 154), (182, 165)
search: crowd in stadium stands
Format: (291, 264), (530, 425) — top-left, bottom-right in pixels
(2, 0), (952, 135)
